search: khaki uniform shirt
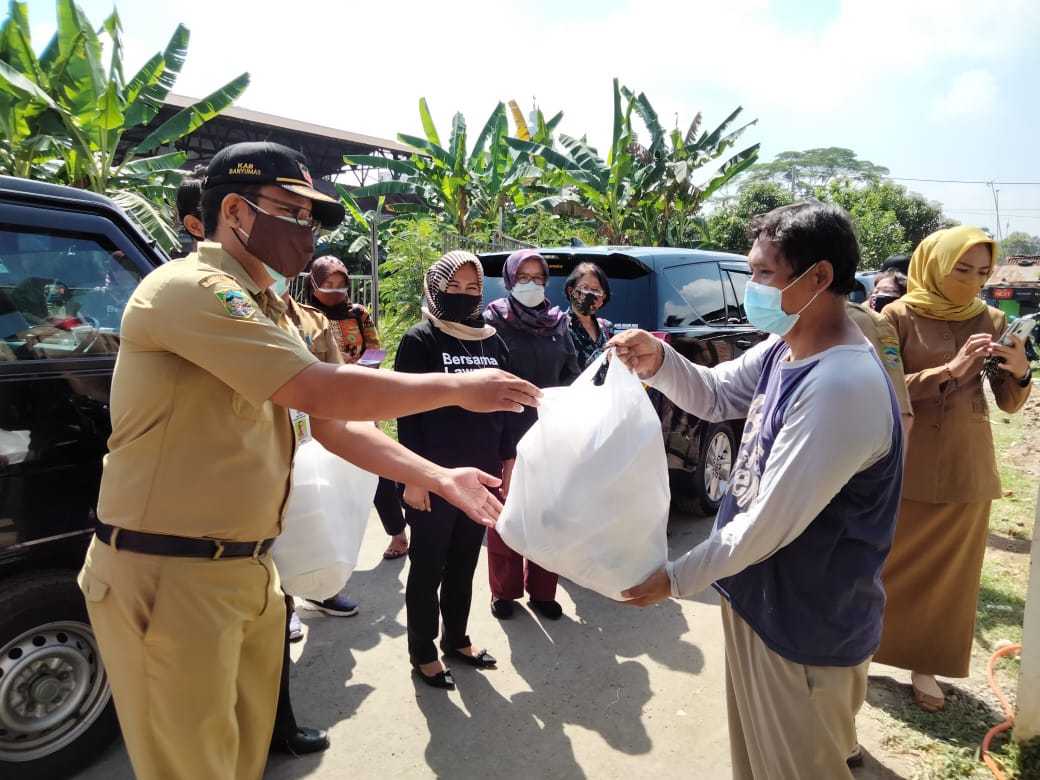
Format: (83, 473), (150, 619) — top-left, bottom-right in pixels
(97, 242), (318, 541)
(883, 300), (1032, 503)
(846, 301), (913, 418)
(285, 298), (345, 366)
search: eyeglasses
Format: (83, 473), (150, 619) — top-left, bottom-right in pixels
(516, 273), (547, 286)
(243, 195), (320, 233)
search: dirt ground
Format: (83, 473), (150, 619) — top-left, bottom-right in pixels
(74, 506), (938, 780)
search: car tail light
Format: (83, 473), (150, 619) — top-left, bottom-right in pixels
(650, 331), (672, 344)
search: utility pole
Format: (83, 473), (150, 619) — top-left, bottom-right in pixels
(989, 181), (1003, 243)
(369, 205), (382, 324)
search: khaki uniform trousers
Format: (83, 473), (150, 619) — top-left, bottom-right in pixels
(721, 600), (869, 780)
(78, 536), (285, 780)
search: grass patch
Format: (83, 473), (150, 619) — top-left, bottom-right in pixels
(988, 402), (1037, 541)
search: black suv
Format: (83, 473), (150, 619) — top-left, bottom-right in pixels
(480, 247), (768, 515)
(0, 176), (165, 778)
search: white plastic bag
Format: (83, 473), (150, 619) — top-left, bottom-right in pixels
(273, 438), (378, 600)
(496, 353), (670, 599)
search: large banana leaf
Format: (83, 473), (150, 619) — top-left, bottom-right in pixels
(101, 9), (124, 89)
(342, 154), (417, 178)
(117, 150), (187, 176)
(351, 180), (416, 198)
(448, 112), (466, 176)
(124, 24), (189, 129)
(53, 0), (106, 120)
(396, 133), (454, 168)
(2, 3), (42, 82)
(110, 188), (180, 252)
(468, 103), (504, 168)
(130, 71), (248, 155)
(418, 97), (441, 147)
(0, 58), (57, 109)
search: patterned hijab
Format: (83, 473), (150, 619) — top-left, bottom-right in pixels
(422, 251), (496, 340)
(902, 226), (994, 322)
(485, 249), (568, 336)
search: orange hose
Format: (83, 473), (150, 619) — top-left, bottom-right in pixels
(981, 642), (1022, 780)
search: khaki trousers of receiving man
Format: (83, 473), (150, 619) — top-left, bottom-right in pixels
(78, 537), (285, 780)
(721, 600), (869, 780)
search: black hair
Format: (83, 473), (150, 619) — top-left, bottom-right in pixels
(750, 201), (859, 295)
(563, 262), (611, 305)
(175, 164), (207, 224)
(873, 269), (908, 296)
(200, 183), (262, 238)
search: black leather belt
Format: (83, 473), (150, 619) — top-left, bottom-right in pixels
(95, 523), (275, 560)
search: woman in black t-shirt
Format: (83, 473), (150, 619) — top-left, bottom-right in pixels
(395, 251), (514, 690)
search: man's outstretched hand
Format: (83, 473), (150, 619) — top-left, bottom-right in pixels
(608, 330), (666, 379)
(454, 369), (541, 414)
(621, 566), (671, 607)
(434, 467), (504, 527)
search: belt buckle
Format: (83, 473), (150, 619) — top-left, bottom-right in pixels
(252, 541), (264, 560)
(211, 540), (226, 560)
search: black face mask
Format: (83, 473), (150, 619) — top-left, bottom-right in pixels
(572, 291), (599, 316)
(435, 292), (482, 323)
(870, 294), (899, 313)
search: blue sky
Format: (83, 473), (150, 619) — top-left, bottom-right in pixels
(22, 0), (1040, 237)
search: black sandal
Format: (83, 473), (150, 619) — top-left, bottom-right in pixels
(411, 661), (455, 690)
(441, 646), (497, 669)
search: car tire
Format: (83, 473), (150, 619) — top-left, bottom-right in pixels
(0, 571), (118, 780)
(671, 423), (736, 517)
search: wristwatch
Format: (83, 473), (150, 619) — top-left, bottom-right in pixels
(1017, 368), (1033, 388)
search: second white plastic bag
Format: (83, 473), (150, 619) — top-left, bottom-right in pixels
(273, 438), (378, 600)
(495, 353), (670, 600)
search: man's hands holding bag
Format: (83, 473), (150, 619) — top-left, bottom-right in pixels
(608, 330), (666, 379)
(621, 566), (672, 607)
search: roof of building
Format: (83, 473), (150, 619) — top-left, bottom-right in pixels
(988, 260), (1040, 287)
(118, 95), (416, 178)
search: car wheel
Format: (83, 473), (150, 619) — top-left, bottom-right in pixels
(0, 571), (118, 779)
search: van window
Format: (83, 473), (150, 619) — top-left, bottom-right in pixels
(0, 226), (143, 361)
(660, 263), (727, 327)
(723, 268), (750, 323)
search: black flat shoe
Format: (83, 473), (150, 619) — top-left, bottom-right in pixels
(529, 599), (563, 620)
(270, 726), (330, 756)
(442, 646), (497, 669)
(412, 662), (455, 690)
(491, 598), (516, 619)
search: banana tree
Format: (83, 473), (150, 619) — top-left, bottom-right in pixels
(624, 89), (760, 246)
(507, 78), (642, 243)
(0, 0), (249, 251)
(344, 98), (552, 237)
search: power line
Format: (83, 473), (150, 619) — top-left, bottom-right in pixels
(888, 176), (1040, 186)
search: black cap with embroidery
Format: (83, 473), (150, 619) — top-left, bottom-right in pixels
(203, 142), (345, 229)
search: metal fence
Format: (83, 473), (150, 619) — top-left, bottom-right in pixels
(287, 274), (373, 310)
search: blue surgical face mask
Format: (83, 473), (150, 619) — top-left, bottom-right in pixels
(264, 264), (289, 297)
(743, 263), (821, 336)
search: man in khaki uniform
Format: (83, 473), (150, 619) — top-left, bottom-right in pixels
(78, 142), (539, 780)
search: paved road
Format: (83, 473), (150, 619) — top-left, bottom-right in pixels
(75, 510), (908, 779)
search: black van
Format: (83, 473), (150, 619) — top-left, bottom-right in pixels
(480, 247), (768, 515)
(0, 176), (165, 778)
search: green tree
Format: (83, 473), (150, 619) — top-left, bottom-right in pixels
(1000, 231), (1040, 258)
(704, 181), (795, 252)
(747, 147), (889, 198)
(345, 99), (560, 237)
(818, 179), (955, 268)
(0, 0), (248, 251)
(510, 79), (758, 246)
(377, 216), (445, 356)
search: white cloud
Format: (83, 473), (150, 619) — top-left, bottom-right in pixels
(930, 69), (998, 121)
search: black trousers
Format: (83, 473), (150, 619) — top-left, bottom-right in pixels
(273, 593), (297, 738)
(374, 477), (406, 536)
(405, 496), (487, 665)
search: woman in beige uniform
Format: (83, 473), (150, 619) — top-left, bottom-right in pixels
(875, 226), (1032, 712)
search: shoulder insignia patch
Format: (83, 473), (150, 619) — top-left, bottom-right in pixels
(882, 345), (901, 368)
(215, 289), (256, 319)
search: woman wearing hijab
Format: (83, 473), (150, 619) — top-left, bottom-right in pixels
(395, 251), (513, 689)
(306, 256), (410, 562)
(483, 249), (580, 621)
(875, 226), (1032, 712)
(564, 261), (613, 371)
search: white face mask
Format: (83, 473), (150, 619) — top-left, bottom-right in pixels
(511, 281), (546, 308)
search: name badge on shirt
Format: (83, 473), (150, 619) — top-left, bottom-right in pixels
(290, 409), (311, 445)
